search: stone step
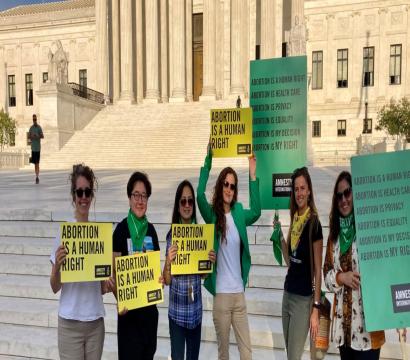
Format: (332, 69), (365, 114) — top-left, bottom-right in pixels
(0, 323), (334, 360)
(0, 297), (406, 359)
(0, 220), (331, 246)
(0, 253), (286, 290)
(0, 273), (283, 317)
(0, 235), (290, 267)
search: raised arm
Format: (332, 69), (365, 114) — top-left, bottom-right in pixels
(196, 148), (214, 223)
(244, 154), (261, 225)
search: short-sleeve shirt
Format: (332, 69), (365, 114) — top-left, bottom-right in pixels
(29, 124), (43, 152)
(284, 217), (323, 296)
(50, 228), (105, 321)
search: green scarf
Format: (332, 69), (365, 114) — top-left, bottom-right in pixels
(127, 209), (148, 252)
(339, 212), (356, 255)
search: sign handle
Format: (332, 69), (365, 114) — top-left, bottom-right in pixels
(399, 328), (408, 360)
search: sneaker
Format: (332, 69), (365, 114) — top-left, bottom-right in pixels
(35, 177), (39, 184)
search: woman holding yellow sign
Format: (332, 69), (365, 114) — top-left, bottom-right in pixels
(112, 171), (160, 360)
(50, 164), (106, 360)
(163, 180), (216, 360)
(197, 147), (261, 360)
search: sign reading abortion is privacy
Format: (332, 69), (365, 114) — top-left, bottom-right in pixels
(352, 150), (410, 331)
(60, 222), (112, 283)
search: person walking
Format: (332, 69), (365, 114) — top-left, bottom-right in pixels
(28, 114), (44, 184)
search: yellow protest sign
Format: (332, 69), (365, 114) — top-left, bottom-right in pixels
(210, 107), (253, 157)
(171, 224), (214, 275)
(115, 251), (163, 312)
(60, 222), (112, 283)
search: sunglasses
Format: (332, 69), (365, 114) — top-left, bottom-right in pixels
(223, 181), (236, 191)
(180, 197), (194, 207)
(336, 187), (352, 201)
(75, 187), (93, 198)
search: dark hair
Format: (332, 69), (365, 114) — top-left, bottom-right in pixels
(127, 171), (152, 198)
(171, 180), (197, 224)
(212, 167), (238, 242)
(287, 166), (318, 243)
(329, 171), (353, 243)
(69, 163), (97, 202)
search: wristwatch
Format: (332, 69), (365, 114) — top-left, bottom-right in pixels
(313, 301), (321, 310)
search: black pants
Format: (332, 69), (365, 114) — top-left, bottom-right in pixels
(117, 306), (158, 360)
(339, 345), (381, 360)
(169, 317), (201, 360)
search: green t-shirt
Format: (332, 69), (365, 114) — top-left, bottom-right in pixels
(29, 124), (43, 152)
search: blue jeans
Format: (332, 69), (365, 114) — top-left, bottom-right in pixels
(169, 317), (201, 360)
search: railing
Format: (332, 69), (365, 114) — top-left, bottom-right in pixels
(67, 83), (105, 104)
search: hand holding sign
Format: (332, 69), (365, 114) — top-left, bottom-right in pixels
(208, 249), (216, 264)
(55, 244), (67, 270)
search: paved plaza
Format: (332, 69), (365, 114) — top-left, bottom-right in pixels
(0, 165), (349, 225)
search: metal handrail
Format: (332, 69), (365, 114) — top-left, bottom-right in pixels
(67, 83), (105, 104)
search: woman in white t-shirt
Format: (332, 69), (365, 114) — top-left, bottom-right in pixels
(50, 164), (106, 360)
(197, 147), (261, 360)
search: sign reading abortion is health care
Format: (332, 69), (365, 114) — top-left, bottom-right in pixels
(352, 150), (410, 331)
(60, 222), (112, 283)
(250, 56), (307, 209)
(115, 251), (163, 312)
(171, 224), (214, 275)
(210, 107), (252, 157)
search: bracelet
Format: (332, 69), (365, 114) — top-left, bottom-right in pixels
(313, 301), (321, 310)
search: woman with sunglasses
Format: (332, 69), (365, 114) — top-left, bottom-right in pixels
(197, 147), (261, 360)
(324, 171), (385, 359)
(50, 164), (106, 360)
(281, 167), (323, 360)
(111, 171), (160, 360)
(162, 180), (216, 360)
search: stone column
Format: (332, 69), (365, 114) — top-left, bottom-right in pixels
(351, 12), (361, 102)
(144, 0), (160, 103)
(201, 0), (216, 100)
(185, 0), (193, 101)
(230, 0), (244, 95)
(324, 14), (335, 103)
(406, 6), (410, 97)
(160, 0), (168, 102)
(376, 8), (388, 102)
(136, 0), (144, 103)
(260, 0), (276, 59)
(96, 0), (108, 96)
(16, 44), (23, 113)
(68, 40), (76, 83)
(170, 0), (186, 102)
(112, 0), (120, 102)
(119, 0), (134, 101)
(291, 0), (304, 26)
(0, 46), (6, 111)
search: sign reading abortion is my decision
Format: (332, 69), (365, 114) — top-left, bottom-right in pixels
(210, 107), (252, 157)
(115, 251), (163, 312)
(352, 150), (410, 331)
(250, 56), (307, 209)
(60, 222), (112, 283)
(171, 224), (214, 275)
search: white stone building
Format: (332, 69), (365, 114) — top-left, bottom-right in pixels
(0, 0), (408, 163)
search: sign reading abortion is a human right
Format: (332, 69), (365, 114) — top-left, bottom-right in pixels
(171, 224), (214, 275)
(115, 251), (163, 312)
(250, 56), (307, 209)
(60, 222), (112, 283)
(210, 107), (252, 157)
(352, 150), (410, 331)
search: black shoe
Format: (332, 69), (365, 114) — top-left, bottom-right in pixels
(35, 177), (39, 184)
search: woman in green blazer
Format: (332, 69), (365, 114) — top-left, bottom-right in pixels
(197, 148), (261, 360)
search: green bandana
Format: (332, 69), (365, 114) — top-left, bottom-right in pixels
(127, 209), (148, 252)
(339, 212), (355, 255)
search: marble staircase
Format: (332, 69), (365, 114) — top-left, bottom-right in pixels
(40, 101), (249, 171)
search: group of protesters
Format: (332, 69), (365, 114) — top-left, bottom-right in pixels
(49, 146), (406, 360)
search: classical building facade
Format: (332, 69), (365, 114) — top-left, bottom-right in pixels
(0, 0), (408, 161)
